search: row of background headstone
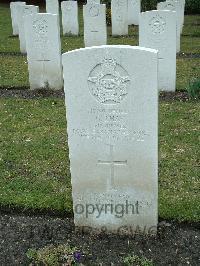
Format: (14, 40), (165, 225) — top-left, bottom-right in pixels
(10, 1), (185, 41)
(10, 0), (185, 92)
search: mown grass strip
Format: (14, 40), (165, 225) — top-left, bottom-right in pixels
(0, 98), (199, 221)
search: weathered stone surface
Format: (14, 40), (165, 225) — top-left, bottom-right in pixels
(128, 0), (141, 25)
(25, 13), (63, 90)
(62, 45), (158, 234)
(139, 10), (176, 92)
(61, 1), (79, 36)
(83, 3), (107, 47)
(111, 0), (128, 36)
(18, 5), (39, 53)
(87, 0), (100, 3)
(157, 0), (182, 52)
(10, 1), (26, 36)
(46, 0), (59, 15)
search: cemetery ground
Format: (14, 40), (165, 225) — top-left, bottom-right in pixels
(0, 2), (199, 265)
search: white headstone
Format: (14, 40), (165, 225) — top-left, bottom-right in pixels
(111, 0), (128, 36)
(61, 1), (79, 35)
(18, 5), (39, 53)
(10, 1), (26, 36)
(139, 10), (176, 92)
(128, 0), (141, 25)
(83, 3), (107, 47)
(157, 1), (181, 52)
(25, 13), (63, 90)
(87, 0), (100, 3)
(62, 45), (158, 234)
(46, 0), (59, 15)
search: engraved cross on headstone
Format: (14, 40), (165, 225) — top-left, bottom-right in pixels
(98, 144), (127, 190)
(36, 51), (51, 86)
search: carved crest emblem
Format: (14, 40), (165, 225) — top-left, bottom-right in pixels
(89, 6), (99, 17)
(33, 19), (48, 49)
(33, 19), (48, 36)
(88, 56), (130, 104)
(165, 1), (175, 10)
(149, 15), (166, 34)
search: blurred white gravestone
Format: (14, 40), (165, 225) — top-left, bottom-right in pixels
(10, 1), (26, 36)
(83, 3), (107, 47)
(111, 0), (128, 36)
(62, 45), (158, 234)
(157, 0), (181, 52)
(168, 0), (184, 31)
(46, 0), (59, 15)
(128, 0), (141, 25)
(87, 0), (100, 3)
(18, 5), (39, 53)
(139, 10), (176, 92)
(61, 1), (79, 35)
(25, 13), (63, 90)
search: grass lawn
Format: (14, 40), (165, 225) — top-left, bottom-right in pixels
(1, 55), (199, 90)
(0, 98), (199, 222)
(0, 3), (199, 223)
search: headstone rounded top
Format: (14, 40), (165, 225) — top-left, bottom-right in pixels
(63, 45), (158, 56)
